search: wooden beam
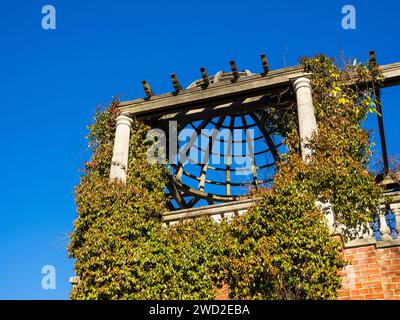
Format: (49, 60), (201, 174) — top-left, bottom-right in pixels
(141, 80), (154, 99)
(200, 67), (210, 86)
(155, 90), (293, 124)
(119, 62), (400, 120)
(170, 73), (183, 92)
(260, 54), (269, 75)
(172, 177), (239, 202)
(230, 60), (239, 80)
(118, 65), (307, 118)
(381, 62), (400, 88)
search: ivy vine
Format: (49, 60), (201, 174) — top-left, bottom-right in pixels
(69, 55), (383, 300)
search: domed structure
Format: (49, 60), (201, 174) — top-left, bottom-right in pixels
(166, 70), (286, 209)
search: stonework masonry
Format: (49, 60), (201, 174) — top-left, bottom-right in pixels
(338, 242), (400, 300)
(214, 238), (400, 300)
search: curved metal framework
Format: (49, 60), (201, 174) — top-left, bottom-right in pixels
(165, 71), (287, 210)
(114, 53), (400, 212)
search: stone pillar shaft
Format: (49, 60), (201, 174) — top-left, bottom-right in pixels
(393, 206), (400, 233)
(379, 208), (392, 240)
(109, 114), (133, 183)
(292, 77), (317, 161)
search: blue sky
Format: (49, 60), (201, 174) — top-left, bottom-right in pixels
(0, 0), (399, 299)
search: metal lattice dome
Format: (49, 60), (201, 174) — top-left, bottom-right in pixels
(167, 70), (286, 209)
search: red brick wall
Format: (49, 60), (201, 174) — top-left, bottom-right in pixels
(338, 245), (400, 300)
(215, 243), (400, 300)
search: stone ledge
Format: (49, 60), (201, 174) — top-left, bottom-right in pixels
(343, 237), (400, 249)
(376, 239), (400, 249)
(163, 198), (257, 223)
(344, 238), (377, 249)
(69, 276), (79, 285)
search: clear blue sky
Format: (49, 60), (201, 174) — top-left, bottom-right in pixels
(0, 0), (398, 299)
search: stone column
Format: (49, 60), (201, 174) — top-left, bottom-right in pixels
(109, 113), (133, 183)
(379, 207), (392, 241)
(392, 205), (400, 233)
(292, 77), (317, 162)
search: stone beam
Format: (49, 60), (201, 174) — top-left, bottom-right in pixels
(119, 66), (306, 118)
(381, 62), (400, 88)
(118, 62), (400, 120)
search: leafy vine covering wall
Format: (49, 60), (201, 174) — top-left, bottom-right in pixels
(69, 55), (383, 300)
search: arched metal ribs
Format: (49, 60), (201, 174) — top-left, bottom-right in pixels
(166, 177), (188, 209)
(249, 111), (280, 163)
(198, 116), (226, 192)
(226, 115), (235, 196)
(240, 114), (259, 187)
(168, 107), (285, 209)
(176, 118), (211, 181)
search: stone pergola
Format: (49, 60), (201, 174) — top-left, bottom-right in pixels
(110, 64), (318, 182)
(109, 53), (400, 244)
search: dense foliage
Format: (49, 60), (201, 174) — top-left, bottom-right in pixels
(68, 101), (226, 299)
(226, 162), (345, 299)
(225, 55), (383, 299)
(69, 55), (383, 300)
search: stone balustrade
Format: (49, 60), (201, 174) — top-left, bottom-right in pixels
(162, 190), (400, 248)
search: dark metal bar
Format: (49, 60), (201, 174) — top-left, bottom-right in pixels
(170, 73), (183, 92)
(141, 80), (154, 98)
(260, 53), (269, 75)
(200, 67), (210, 86)
(230, 60), (239, 80)
(369, 50), (377, 65)
(240, 114), (259, 187)
(369, 51), (390, 175)
(166, 178), (188, 209)
(249, 111), (280, 162)
(376, 89), (390, 175)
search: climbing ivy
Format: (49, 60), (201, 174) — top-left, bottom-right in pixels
(225, 55), (383, 299)
(69, 55), (383, 300)
(68, 100), (226, 299)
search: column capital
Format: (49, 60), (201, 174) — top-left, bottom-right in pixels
(116, 113), (133, 127)
(291, 76), (312, 91)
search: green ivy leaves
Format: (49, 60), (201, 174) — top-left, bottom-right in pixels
(69, 55), (382, 300)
